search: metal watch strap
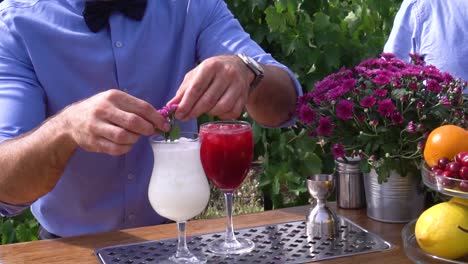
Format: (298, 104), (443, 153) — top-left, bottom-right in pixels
(237, 53), (264, 94)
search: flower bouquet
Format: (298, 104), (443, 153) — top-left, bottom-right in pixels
(296, 53), (467, 182)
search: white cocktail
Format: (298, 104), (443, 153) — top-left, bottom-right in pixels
(148, 134), (210, 264)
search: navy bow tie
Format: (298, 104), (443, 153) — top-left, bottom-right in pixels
(83, 0), (147, 33)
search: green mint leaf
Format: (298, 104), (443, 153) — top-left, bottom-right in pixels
(169, 125), (181, 141)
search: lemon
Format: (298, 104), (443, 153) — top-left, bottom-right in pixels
(415, 202), (468, 259)
(449, 197), (468, 208)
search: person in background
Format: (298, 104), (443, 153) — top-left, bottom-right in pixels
(0, 0), (301, 239)
(384, 0), (468, 94)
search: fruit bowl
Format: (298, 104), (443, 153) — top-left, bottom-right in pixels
(421, 163), (468, 199)
(402, 219), (468, 263)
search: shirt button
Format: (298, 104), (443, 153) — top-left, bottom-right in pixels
(127, 173), (135, 181)
(115, 41), (123, 48)
(128, 214), (135, 221)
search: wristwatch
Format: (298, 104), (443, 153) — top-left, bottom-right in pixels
(237, 53), (264, 94)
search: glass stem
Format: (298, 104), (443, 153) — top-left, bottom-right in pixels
(175, 221), (193, 258)
(224, 192), (238, 244)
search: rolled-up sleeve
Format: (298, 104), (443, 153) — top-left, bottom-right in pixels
(0, 201), (30, 217)
(0, 20), (46, 142)
(194, 0), (302, 127)
(0, 19), (45, 216)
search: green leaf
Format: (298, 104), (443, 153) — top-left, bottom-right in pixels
(1, 220), (14, 245)
(15, 224), (31, 242)
(168, 125), (181, 141)
(265, 6), (286, 32)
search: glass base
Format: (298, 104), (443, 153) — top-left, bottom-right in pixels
(158, 254), (207, 264)
(208, 237), (255, 255)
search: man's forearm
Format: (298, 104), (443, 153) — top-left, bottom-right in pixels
(0, 116), (77, 205)
(246, 65), (298, 127)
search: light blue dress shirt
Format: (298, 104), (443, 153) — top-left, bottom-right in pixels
(0, 0), (301, 237)
(384, 0), (468, 86)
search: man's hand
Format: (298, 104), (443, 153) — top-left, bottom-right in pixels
(59, 89), (170, 156)
(168, 55), (253, 121)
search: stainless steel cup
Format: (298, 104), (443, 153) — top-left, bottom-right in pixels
(335, 159), (366, 209)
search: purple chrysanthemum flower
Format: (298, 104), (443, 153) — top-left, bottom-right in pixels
(336, 100), (354, 120)
(408, 82), (418, 90)
(327, 87), (347, 101)
(377, 99), (396, 117)
(373, 74), (391, 86)
(407, 121), (416, 133)
(370, 119), (379, 127)
(342, 79), (357, 91)
(393, 79), (402, 88)
(359, 96), (377, 108)
(373, 89), (388, 97)
(158, 104), (178, 119)
(298, 104), (317, 124)
(391, 112), (404, 125)
(317, 117), (333, 136)
(331, 143), (346, 159)
(158, 108), (170, 118)
(440, 96), (451, 106)
(426, 79), (442, 93)
(416, 102), (424, 109)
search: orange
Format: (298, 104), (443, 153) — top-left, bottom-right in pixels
(423, 125), (468, 167)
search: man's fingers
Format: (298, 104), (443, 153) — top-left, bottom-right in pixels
(93, 137), (133, 156)
(107, 90), (170, 132)
(174, 66), (215, 120)
(180, 77), (228, 120)
(98, 122), (141, 145)
(105, 109), (155, 136)
(207, 83), (243, 118)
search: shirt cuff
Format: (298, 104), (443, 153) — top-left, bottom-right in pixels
(0, 200), (31, 217)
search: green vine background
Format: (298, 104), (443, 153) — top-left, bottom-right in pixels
(0, 0), (403, 244)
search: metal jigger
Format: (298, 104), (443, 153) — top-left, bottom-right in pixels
(306, 174), (340, 239)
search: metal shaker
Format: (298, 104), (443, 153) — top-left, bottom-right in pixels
(335, 159), (366, 209)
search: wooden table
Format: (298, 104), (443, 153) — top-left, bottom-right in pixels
(0, 204), (412, 264)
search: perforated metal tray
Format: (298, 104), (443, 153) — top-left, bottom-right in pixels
(95, 216), (392, 264)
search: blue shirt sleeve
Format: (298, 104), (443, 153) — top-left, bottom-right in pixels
(195, 0), (302, 127)
(0, 19), (46, 142)
(0, 200), (30, 217)
(0, 17), (45, 217)
(383, 0), (419, 62)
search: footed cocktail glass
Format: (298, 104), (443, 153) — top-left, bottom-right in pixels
(200, 121), (255, 255)
(148, 133), (210, 263)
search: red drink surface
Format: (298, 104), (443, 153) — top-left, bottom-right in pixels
(200, 123), (253, 192)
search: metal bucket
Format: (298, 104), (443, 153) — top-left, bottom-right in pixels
(335, 159), (366, 209)
(364, 169), (425, 223)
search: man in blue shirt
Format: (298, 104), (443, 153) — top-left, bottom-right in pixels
(0, 0), (301, 238)
(384, 0), (468, 85)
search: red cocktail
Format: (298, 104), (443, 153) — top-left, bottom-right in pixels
(200, 123), (253, 191)
(199, 121), (255, 255)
